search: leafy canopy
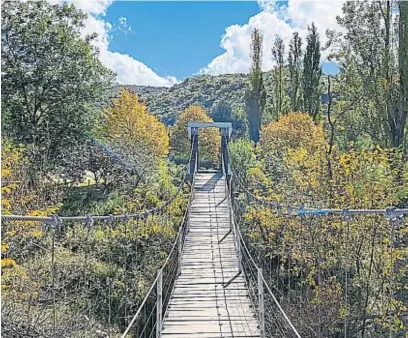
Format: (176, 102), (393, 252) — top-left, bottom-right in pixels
(1, 0), (115, 175)
(102, 89), (169, 179)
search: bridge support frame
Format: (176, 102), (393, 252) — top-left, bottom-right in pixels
(221, 129), (232, 181)
(188, 130), (199, 181)
(187, 122), (232, 181)
(258, 268), (265, 338)
(156, 269), (163, 338)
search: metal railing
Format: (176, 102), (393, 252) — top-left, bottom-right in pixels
(121, 147), (198, 338)
(223, 163), (302, 338)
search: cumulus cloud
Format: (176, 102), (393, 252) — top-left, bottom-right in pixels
(201, 0), (345, 75)
(59, 0), (178, 87)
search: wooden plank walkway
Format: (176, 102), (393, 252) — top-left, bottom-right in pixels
(162, 172), (260, 338)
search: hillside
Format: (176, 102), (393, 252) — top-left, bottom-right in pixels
(119, 71), (329, 126)
(119, 73), (250, 125)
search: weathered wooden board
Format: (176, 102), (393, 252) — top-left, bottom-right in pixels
(161, 172), (260, 338)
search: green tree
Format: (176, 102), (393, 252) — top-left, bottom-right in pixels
(271, 35), (290, 119)
(245, 28), (266, 143)
(288, 32), (303, 111)
(229, 139), (256, 181)
(328, 1), (406, 148)
(399, 1), (408, 149)
(1, 0), (115, 177)
(303, 23), (322, 122)
(212, 100), (232, 122)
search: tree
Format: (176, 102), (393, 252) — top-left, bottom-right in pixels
(1, 1), (115, 177)
(288, 32), (303, 111)
(102, 89), (169, 182)
(329, 1), (406, 148)
(260, 112), (325, 156)
(245, 28), (266, 143)
(171, 105), (220, 165)
(229, 139), (256, 181)
(303, 23), (322, 122)
(271, 35), (290, 119)
(212, 101), (232, 122)
(399, 1), (408, 149)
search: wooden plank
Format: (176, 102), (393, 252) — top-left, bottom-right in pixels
(161, 172), (260, 338)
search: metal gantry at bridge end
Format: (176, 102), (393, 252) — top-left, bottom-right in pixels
(187, 122), (233, 182)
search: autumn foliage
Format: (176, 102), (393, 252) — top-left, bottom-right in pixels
(171, 105), (220, 164)
(103, 89), (169, 160)
(231, 112), (408, 336)
(260, 112), (324, 153)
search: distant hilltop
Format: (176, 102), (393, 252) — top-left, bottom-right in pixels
(118, 71), (330, 125)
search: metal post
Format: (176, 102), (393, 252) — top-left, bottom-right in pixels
(177, 233), (182, 275)
(258, 268), (265, 338)
(195, 134), (199, 171)
(237, 235), (242, 273)
(156, 270), (163, 338)
(51, 227), (56, 334)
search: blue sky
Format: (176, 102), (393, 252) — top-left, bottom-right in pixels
(106, 2), (262, 79)
(76, 0), (342, 86)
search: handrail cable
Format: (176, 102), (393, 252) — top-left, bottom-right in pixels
(121, 137), (198, 337)
(2, 136), (198, 225)
(227, 146), (407, 219)
(224, 158), (302, 338)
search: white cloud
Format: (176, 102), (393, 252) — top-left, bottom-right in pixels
(62, 0), (113, 15)
(118, 16), (132, 32)
(57, 0), (178, 87)
(201, 0), (345, 75)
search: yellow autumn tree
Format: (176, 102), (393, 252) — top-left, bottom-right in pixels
(259, 112), (325, 155)
(102, 89), (169, 175)
(171, 105), (220, 165)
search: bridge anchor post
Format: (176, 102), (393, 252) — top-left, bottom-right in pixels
(156, 269), (163, 338)
(258, 268), (265, 338)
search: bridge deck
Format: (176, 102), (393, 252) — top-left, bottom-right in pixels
(162, 172), (260, 338)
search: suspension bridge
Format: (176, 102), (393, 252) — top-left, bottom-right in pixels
(2, 122), (407, 338)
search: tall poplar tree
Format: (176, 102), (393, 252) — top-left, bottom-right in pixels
(288, 32), (303, 112)
(303, 23), (322, 122)
(271, 35), (287, 119)
(245, 28), (266, 143)
(398, 1), (407, 148)
(331, 0), (406, 148)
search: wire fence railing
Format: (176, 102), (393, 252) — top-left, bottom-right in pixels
(2, 137), (198, 337)
(121, 144), (197, 338)
(226, 142), (408, 337)
(1, 136), (199, 226)
(222, 151), (302, 338)
(227, 146), (408, 220)
(233, 202), (302, 338)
